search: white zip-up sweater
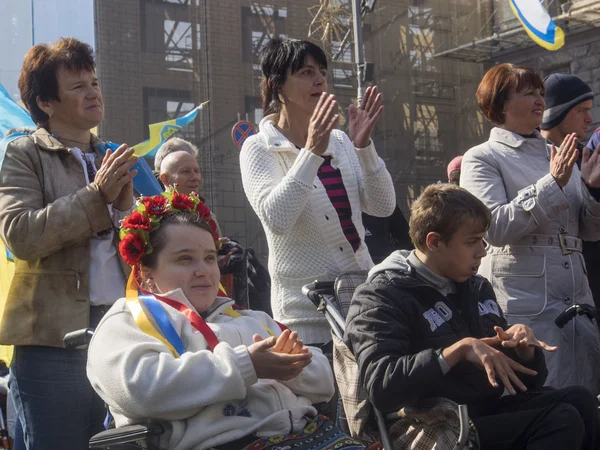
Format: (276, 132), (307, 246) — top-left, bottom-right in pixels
(86, 290), (335, 450)
(240, 115), (396, 344)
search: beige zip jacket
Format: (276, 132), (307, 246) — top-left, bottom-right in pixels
(0, 128), (130, 347)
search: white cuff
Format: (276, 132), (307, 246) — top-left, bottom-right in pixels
(288, 148), (324, 188)
(437, 349), (451, 375)
(355, 140), (383, 175)
(109, 200), (136, 228)
(232, 345), (258, 387)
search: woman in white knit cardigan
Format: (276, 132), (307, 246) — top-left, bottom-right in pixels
(240, 38), (396, 346)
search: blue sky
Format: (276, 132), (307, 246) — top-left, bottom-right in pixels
(0, 0), (95, 100)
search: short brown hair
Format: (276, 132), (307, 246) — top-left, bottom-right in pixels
(477, 63), (544, 125)
(18, 37), (96, 126)
(409, 184), (491, 252)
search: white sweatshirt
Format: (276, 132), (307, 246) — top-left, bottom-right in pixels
(240, 115), (396, 344)
(86, 289), (335, 450)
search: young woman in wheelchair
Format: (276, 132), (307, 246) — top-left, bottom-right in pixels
(86, 188), (366, 450)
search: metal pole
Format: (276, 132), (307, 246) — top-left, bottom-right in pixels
(351, 0), (365, 103)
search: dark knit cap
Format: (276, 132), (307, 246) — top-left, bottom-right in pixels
(542, 73), (593, 130)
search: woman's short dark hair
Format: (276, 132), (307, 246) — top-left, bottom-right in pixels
(140, 211), (214, 269)
(476, 63), (544, 125)
(260, 37), (328, 116)
(18, 37), (96, 126)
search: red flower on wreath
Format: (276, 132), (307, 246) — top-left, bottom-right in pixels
(141, 195), (168, 216)
(121, 211), (151, 231)
(197, 202), (212, 221)
(172, 192), (194, 210)
(119, 233), (146, 266)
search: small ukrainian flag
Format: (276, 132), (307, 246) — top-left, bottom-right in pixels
(133, 101), (210, 158)
(510, 0), (565, 51)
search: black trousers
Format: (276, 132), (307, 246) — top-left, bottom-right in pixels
(472, 386), (599, 450)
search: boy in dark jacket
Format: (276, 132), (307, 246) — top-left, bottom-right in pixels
(345, 184), (600, 450)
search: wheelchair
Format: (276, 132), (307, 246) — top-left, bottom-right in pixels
(303, 271), (473, 450)
(63, 322), (336, 449)
(63, 329), (164, 450)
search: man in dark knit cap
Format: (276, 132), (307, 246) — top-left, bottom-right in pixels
(541, 73), (600, 308)
(541, 73), (594, 148)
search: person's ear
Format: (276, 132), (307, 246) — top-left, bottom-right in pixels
(425, 232), (443, 252)
(36, 96), (53, 118)
(138, 266), (156, 291)
(159, 173), (169, 187)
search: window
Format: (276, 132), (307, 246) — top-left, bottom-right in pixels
(405, 6), (438, 73)
(333, 68), (354, 88)
(144, 88), (196, 141)
(241, 5), (285, 63)
(332, 40), (352, 63)
(142, 0), (200, 71)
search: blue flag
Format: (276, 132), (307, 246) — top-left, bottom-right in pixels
(0, 84), (35, 137)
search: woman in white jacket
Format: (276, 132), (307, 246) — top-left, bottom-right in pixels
(86, 189), (363, 450)
(240, 38), (396, 346)
(461, 64), (600, 394)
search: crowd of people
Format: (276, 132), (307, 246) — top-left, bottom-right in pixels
(0, 34), (600, 450)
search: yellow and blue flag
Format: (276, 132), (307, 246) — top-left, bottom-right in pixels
(132, 101), (209, 157)
(510, 0), (565, 51)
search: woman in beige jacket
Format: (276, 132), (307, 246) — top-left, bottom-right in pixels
(461, 64), (600, 394)
(0, 38), (136, 449)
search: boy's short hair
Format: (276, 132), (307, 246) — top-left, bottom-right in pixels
(409, 184), (491, 251)
(154, 137), (199, 172)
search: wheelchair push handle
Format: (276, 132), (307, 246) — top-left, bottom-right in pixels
(63, 328), (95, 349)
(302, 281), (335, 308)
(555, 304), (598, 329)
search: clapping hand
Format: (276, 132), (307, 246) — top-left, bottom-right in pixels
(348, 86), (384, 149)
(581, 145), (600, 188)
(248, 331), (312, 381)
(550, 133), (579, 188)
(267, 329), (309, 355)
(95, 144), (138, 210)
(305, 93), (339, 156)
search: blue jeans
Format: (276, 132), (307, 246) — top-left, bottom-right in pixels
(9, 345), (105, 450)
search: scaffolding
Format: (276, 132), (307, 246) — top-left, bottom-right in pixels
(433, 0), (600, 62)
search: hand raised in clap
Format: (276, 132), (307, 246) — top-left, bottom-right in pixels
(550, 133), (579, 188)
(248, 332), (312, 381)
(581, 144), (600, 188)
(94, 144), (138, 210)
(348, 86), (384, 149)
(269, 329), (309, 355)
(305, 93), (339, 156)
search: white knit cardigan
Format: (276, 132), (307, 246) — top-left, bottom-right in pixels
(240, 115), (396, 344)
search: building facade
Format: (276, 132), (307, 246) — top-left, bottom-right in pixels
(94, 0), (600, 262)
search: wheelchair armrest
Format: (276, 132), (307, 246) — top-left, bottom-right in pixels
(63, 328), (94, 350)
(89, 422), (165, 448)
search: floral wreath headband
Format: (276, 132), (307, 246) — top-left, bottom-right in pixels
(118, 186), (221, 268)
